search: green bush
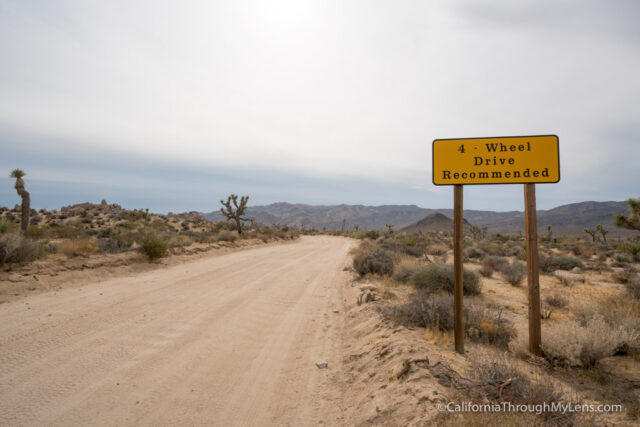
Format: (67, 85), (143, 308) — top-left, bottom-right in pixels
(353, 248), (394, 277)
(140, 235), (168, 261)
(0, 219), (14, 234)
(409, 263), (481, 295)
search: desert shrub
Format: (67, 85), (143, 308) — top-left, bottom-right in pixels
(499, 260), (526, 286)
(427, 243), (449, 256)
(410, 263), (481, 295)
(466, 305), (516, 347)
(379, 293), (513, 346)
(392, 259), (423, 283)
(469, 357), (570, 424)
(614, 252), (634, 264)
(55, 239), (99, 257)
(479, 263), (494, 278)
(379, 292), (454, 331)
(480, 241), (506, 256)
(361, 230), (380, 240)
(0, 218), (14, 234)
(54, 224), (83, 239)
(353, 248), (394, 277)
(572, 295), (640, 354)
(504, 241), (526, 259)
(465, 246), (484, 260)
(217, 230), (239, 242)
(380, 240), (424, 258)
(98, 237), (123, 253)
(0, 233), (40, 264)
(482, 255), (509, 272)
(540, 316), (631, 367)
(627, 276), (640, 299)
(545, 295), (568, 308)
(612, 269), (632, 284)
(139, 235), (169, 261)
(539, 254), (583, 273)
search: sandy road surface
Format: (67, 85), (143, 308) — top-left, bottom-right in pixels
(0, 236), (355, 426)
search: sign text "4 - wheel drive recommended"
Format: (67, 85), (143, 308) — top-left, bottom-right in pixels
(432, 135), (559, 185)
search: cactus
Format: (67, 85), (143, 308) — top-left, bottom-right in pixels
(614, 198), (640, 231)
(385, 223), (394, 234)
(220, 194), (253, 235)
(353, 224), (359, 232)
(9, 169), (30, 233)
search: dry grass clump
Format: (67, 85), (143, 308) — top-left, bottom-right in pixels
(55, 239), (98, 257)
(392, 258), (424, 283)
(627, 276), (640, 299)
(409, 263), (481, 295)
(217, 230), (239, 242)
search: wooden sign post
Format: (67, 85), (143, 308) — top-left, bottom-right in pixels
(524, 184), (542, 355)
(432, 135), (559, 355)
(453, 185), (464, 354)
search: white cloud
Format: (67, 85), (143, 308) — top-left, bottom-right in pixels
(0, 0), (638, 209)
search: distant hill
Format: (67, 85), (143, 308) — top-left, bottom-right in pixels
(203, 200), (634, 236)
(401, 213), (472, 233)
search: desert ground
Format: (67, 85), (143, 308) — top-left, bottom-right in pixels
(0, 236), (355, 426)
(1, 218), (639, 426)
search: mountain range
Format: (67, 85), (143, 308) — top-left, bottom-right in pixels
(203, 200), (634, 236)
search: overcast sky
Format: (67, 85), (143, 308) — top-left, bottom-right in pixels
(1, 0), (639, 213)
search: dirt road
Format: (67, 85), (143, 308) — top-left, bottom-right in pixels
(0, 236), (355, 426)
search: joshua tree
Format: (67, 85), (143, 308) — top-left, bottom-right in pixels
(385, 223), (394, 234)
(546, 225), (553, 242)
(353, 224), (359, 232)
(341, 216), (347, 232)
(596, 224), (608, 243)
(10, 169), (30, 233)
(220, 194), (253, 235)
(583, 227), (598, 242)
(615, 198), (640, 231)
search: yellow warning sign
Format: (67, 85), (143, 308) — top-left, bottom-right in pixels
(432, 135), (559, 185)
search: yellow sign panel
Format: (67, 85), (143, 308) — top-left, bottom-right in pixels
(432, 135), (559, 185)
